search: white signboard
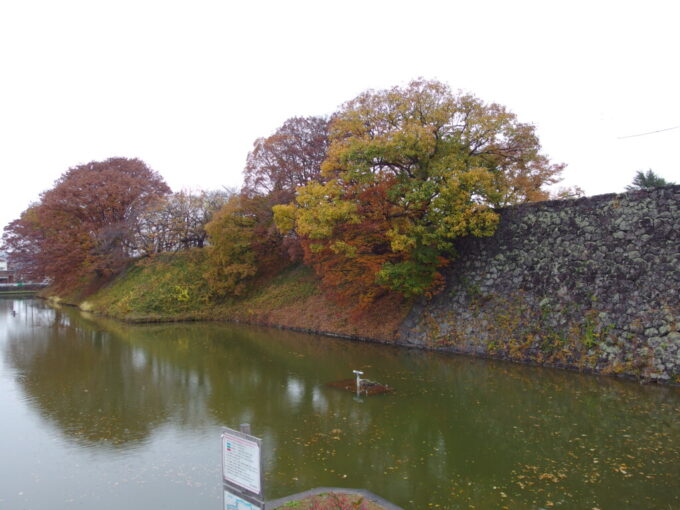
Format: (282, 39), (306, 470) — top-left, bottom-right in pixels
(222, 427), (262, 497)
(224, 487), (264, 510)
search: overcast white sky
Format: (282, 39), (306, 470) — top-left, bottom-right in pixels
(2, 0), (679, 232)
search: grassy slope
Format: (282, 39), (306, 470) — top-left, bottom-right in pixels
(74, 250), (411, 342)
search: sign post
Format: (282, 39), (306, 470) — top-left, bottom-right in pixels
(222, 424), (264, 510)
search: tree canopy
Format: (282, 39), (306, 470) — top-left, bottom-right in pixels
(274, 79), (565, 302)
(3, 80), (566, 306)
(203, 117), (330, 297)
(243, 116), (329, 201)
(2, 158), (170, 288)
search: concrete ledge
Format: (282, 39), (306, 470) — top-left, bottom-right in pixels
(266, 487), (403, 510)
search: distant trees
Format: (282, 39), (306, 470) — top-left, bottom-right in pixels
(625, 169), (675, 191)
(134, 189), (232, 256)
(2, 205), (46, 283)
(3, 158), (170, 288)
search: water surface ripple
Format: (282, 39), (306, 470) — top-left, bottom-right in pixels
(1, 298), (678, 509)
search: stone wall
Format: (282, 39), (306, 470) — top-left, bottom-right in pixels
(398, 185), (680, 382)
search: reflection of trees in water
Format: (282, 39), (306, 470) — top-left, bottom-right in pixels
(0, 297), (56, 329)
(4, 306), (212, 448)
(3, 301), (680, 507)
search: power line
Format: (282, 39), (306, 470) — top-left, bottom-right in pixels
(618, 124), (680, 139)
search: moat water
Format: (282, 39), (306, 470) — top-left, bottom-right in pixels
(1, 298), (678, 509)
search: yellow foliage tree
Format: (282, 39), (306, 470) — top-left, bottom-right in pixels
(275, 79), (564, 299)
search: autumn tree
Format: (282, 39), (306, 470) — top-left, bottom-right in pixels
(204, 193), (285, 296)
(242, 116), (330, 261)
(2, 158), (170, 288)
(275, 79), (565, 301)
(243, 116), (329, 202)
(204, 117), (330, 296)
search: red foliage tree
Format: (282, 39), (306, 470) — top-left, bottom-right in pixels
(243, 116), (329, 202)
(2, 158), (170, 289)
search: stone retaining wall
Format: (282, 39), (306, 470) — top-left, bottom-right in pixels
(398, 185), (680, 382)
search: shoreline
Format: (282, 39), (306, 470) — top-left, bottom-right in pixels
(44, 293), (680, 388)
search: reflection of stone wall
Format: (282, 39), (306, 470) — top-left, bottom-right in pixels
(398, 185), (680, 382)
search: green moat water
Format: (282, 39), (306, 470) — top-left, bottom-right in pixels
(1, 298), (678, 509)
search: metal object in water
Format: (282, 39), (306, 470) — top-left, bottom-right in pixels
(352, 370), (364, 395)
